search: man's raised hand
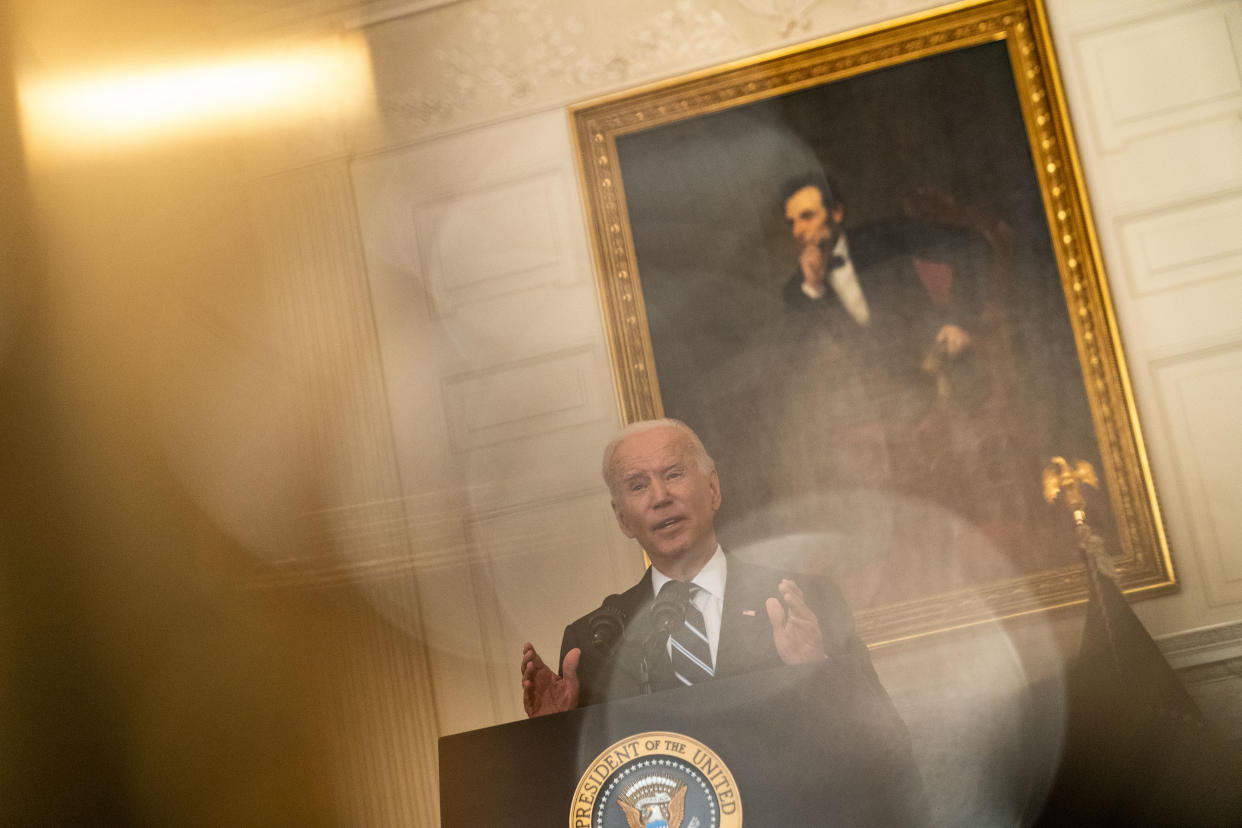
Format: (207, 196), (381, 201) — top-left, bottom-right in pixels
(764, 579), (826, 665)
(520, 642), (581, 717)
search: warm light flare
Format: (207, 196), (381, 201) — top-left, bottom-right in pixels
(17, 35), (374, 157)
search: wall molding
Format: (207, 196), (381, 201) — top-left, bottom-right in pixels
(413, 165), (581, 317)
(350, 0), (467, 28)
(439, 344), (609, 452)
(1160, 619), (1242, 669)
(1152, 343), (1242, 606)
(244, 482), (611, 588)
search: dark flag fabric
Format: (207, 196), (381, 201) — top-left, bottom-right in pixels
(1038, 534), (1242, 826)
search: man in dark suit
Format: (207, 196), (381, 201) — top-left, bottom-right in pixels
(519, 418), (882, 714)
(780, 172), (982, 381)
(774, 172), (990, 488)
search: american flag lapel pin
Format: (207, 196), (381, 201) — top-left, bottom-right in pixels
(741, 609), (756, 616)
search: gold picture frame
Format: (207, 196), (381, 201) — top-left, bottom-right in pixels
(571, 0), (1174, 645)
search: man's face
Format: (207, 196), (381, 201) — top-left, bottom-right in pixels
(784, 185), (844, 249)
(609, 426), (721, 573)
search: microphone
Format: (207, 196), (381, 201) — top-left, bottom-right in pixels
(587, 594), (627, 654)
(638, 580), (691, 696)
(649, 580), (690, 638)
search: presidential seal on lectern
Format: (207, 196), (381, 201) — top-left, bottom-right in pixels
(571, 731), (742, 828)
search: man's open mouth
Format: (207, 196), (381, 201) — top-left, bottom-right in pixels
(653, 517), (683, 531)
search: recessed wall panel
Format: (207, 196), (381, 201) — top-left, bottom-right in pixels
(1102, 116), (1242, 212)
(1078, 2), (1242, 150)
(440, 346), (607, 451)
(414, 169), (575, 315)
(1157, 345), (1242, 605)
(1120, 193), (1242, 295)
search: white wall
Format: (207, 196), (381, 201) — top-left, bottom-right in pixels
(1044, 0), (1242, 636)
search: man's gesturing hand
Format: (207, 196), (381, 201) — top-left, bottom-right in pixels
(765, 579), (826, 665)
(520, 642), (581, 718)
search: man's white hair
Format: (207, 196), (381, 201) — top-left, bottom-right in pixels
(601, 418), (715, 494)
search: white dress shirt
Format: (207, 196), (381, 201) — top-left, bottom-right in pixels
(800, 235), (871, 326)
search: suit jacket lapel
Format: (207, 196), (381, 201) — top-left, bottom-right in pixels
(614, 562), (781, 685)
(617, 567), (654, 616)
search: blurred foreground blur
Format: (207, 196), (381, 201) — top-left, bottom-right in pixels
(0, 1), (414, 822)
(7, 2), (1238, 825)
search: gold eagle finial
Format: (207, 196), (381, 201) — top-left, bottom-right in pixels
(1042, 456), (1098, 526)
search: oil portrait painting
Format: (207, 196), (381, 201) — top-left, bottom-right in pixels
(572, 0), (1173, 643)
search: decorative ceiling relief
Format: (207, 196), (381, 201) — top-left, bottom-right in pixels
(733, 0), (818, 36)
(732, 0), (930, 39)
(361, 0), (944, 148)
(368, 0), (754, 144)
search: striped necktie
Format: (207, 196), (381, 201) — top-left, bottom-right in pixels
(670, 583), (714, 685)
